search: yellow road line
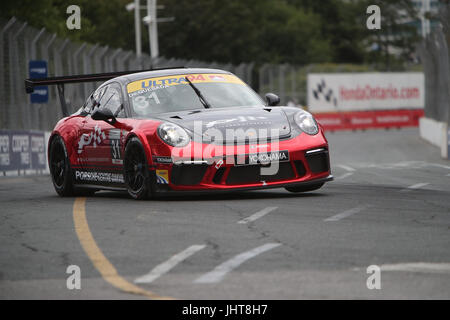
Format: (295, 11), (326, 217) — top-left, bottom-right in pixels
(73, 197), (172, 299)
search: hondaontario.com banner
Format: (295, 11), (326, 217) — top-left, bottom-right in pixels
(307, 72), (424, 113)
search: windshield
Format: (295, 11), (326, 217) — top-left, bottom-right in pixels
(126, 73), (264, 117)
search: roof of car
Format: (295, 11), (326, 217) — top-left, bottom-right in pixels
(115, 67), (230, 84)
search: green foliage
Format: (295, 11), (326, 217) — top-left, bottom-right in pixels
(157, 0), (331, 65)
(0, 0), (134, 48)
(0, 0), (422, 68)
(364, 0), (421, 70)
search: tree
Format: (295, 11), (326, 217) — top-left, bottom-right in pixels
(366, 0), (421, 70)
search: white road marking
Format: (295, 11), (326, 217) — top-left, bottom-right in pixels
(427, 163), (450, 170)
(237, 207), (278, 224)
(335, 172), (353, 180)
(324, 206), (367, 222)
(337, 165), (355, 172)
(447, 173), (450, 177)
(400, 182), (430, 192)
(381, 262), (450, 274)
(194, 243), (281, 284)
(135, 244), (206, 284)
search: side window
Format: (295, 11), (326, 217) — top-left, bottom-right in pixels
(84, 86), (106, 114)
(82, 91), (95, 114)
(92, 86), (107, 111)
(98, 83), (124, 118)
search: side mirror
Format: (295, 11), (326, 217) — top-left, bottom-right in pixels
(265, 93), (280, 106)
(91, 108), (116, 125)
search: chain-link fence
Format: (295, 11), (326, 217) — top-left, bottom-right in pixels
(2, 16), (444, 133)
(0, 17), (263, 131)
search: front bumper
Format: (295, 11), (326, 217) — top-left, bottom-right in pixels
(151, 133), (332, 192)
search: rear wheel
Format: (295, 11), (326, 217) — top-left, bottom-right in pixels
(285, 182), (324, 193)
(49, 136), (98, 197)
(124, 137), (154, 200)
(49, 136), (75, 197)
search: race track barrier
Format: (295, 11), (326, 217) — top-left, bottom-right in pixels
(0, 130), (50, 176)
(314, 109), (424, 132)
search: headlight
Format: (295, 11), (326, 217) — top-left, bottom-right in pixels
(294, 111), (319, 135)
(157, 122), (190, 147)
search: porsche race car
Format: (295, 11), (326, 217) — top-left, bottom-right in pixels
(25, 68), (333, 199)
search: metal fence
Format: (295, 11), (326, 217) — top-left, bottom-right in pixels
(0, 17), (267, 131)
(3, 16), (445, 133)
(417, 6), (450, 124)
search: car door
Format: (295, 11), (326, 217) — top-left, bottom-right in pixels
(79, 83), (126, 185)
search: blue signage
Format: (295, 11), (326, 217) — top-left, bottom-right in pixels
(28, 60), (48, 103)
(0, 130), (46, 172)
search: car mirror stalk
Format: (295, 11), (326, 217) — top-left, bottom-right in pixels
(91, 108), (132, 130)
(91, 108), (116, 123)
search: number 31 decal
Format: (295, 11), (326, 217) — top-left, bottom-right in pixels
(109, 129), (123, 164)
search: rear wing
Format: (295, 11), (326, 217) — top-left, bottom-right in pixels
(25, 67), (185, 116)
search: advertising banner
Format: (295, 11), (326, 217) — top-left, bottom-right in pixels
(307, 72), (424, 113)
(0, 130), (47, 172)
(314, 109), (424, 131)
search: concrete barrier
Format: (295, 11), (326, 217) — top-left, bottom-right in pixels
(419, 117), (448, 159)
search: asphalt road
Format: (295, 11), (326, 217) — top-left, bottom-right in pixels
(1, 128), (449, 299)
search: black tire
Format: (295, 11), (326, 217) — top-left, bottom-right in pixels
(49, 136), (75, 197)
(285, 182), (324, 193)
(49, 136), (98, 197)
(123, 137), (154, 200)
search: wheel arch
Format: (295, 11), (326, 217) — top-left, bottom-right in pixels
(47, 133), (64, 164)
(124, 132), (154, 167)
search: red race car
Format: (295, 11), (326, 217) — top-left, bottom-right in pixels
(25, 68), (333, 199)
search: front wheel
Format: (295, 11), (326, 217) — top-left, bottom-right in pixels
(285, 182), (324, 193)
(123, 137), (154, 200)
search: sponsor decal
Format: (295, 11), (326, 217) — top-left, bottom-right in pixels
(128, 84), (168, 98)
(75, 170), (124, 183)
(78, 125), (107, 154)
(31, 135), (45, 166)
(77, 157), (109, 162)
(248, 150), (289, 165)
(153, 156), (173, 164)
(0, 134), (10, 166)
(233, 150), (289, 166)
(109, 129), (122, 164)
(314, 109), (424, 131)
(156, 169), (169, 184)
(209, 75), (226, 81)
(205, 116), (269, 129)
(12, 134), (30, 165)
(126, 73), (245, 94)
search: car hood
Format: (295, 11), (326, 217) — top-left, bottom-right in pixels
(154, 107), (291, 144)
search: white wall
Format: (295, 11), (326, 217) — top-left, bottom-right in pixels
(419, 117), (448, 158)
